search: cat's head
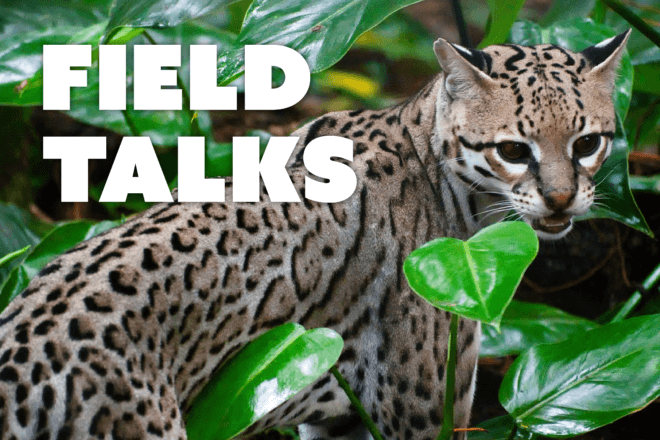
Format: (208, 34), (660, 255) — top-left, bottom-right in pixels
(434, 30), (630, 240)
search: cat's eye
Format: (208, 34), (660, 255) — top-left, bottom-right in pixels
(497, 142), (530, 162)
(573, 135), (601, 156)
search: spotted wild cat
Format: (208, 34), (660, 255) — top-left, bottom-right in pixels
(0, 30), (630, 440)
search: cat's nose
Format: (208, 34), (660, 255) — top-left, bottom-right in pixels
(543, 187), (575, 211)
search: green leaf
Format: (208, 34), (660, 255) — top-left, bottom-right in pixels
(404, 222), (538, 328)
(0, 265), (30, 314)
(104, 0), (240, 42)
(353, 11), (437, 66)
(0, 203), (44, 284)
(630, 174), (660, 193)
(216, 0), (425, 85)
(0, 219), (121, 311)
(480, 301), (598, 358)
(0, 28), (81, 105)
(0, 246), (31, 271)
(478, 0), (525, 48)
(509, 19), (652, 237)
(500, 314), (660, 437)
(602, 0), (660, 68)
(539, 0), (596, 27)
(633, 63), (660, 95)
(66, 23), (234, 145)
(578, 116), (653, 236)
(186, 323), (343, 440)
(0, 0), (113, 105)
(467, 415), (539, 439)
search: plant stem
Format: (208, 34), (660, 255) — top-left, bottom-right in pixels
(506, 424), (518, 440)
(610, 262), (660, 323)
(330, 366), (384, 440)
(451, 0), (472, 48)
(436, 314), (459, 440)
(122, 110), (140, 137)
(142, 31), (202, 137)
(599, 0), (660, 49)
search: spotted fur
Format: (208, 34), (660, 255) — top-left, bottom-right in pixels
(0, 32), (629, 440)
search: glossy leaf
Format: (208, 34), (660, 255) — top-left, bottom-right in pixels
(186, 323), (343, 440)
(404, 222), (538, 328)
(66, 23), (232, 145)
(468, 415), (538, 440)
(0, 246), (31, 271)
(478, 0), (525, 48)
(0, 266), (29, 314)
(0, 220), (121, 311)
(500, 314), (660, 437)
(216, 0), (425, 85)
(480, 301), (598, 358)
(0, 203), (43, 284)
(578, 116), (653, 236)
(104, 0), (238, 42)
(509, 19), (652, 237)
(0, 0), (113, 105)
(205, 129), (271, 178)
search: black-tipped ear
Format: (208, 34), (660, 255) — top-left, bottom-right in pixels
(581, 29), (631, 68)
(448, 43), (493, 75)
(434, 38), (495, 100)
(580, 29), (631, 92)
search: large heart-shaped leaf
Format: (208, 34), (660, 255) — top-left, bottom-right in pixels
(186, 323), (343, 440)
(480, 301), (598, 357)
(500, 314), (660, 437)
(103, 0), (239, 42)
(216, 0), (425, 85)
(66, 23), (232, 144)
(509, 19), (652, 237)
(0, 0), (113, 105)
(404, 222), (538, 328)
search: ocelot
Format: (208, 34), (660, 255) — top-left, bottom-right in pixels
(0, 31), (629, 440)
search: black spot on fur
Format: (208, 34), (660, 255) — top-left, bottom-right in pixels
(69, 318), (95, 340)
(0, 366), (19, 382)
(108, 271), (137, 296)
(39, 263), (61, 277)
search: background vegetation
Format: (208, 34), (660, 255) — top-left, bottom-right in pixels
(0, 0), (659, 439)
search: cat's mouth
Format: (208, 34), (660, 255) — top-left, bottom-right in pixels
(531, 213), (573, 235)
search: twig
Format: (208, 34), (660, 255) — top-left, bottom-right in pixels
(522, 248), (617, 294)
(614, 224), (631, 288)
(451, 0), (472, 48)
(142, 31), (202, 137)
(599, 0), (660, 49)
(628, 151), (660, 166)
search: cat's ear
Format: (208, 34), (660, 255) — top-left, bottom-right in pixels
(581, 29), (631, 91)
(434, 38), (496, 100)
